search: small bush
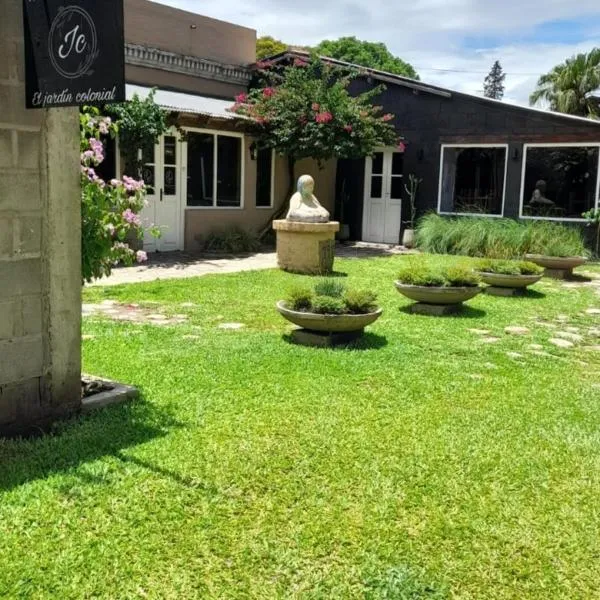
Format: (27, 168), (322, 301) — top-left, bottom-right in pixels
(477, 259), (543, 276)
(286, 286), (314, 311)
(312, 295), (347, 315)
(518, 261), (544, 275)
(442, 265), (481, 287)
(397, 263), (446, 287)
(314, 278), (346, 298)
(344, 289), (378, 314)
(202, 227), (261, 254)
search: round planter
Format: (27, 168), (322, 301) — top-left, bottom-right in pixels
(524, 254), (587, 271)
(394, 282), (482, 305)
(276, 301), (382, 332)
(402, 228), (416, 248)
(476, 271), (543, 289)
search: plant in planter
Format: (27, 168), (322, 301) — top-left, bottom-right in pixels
(277, 279), (382, 346)
(395, 262), (482, 314)
(475, 259), (544, 296)
(402, 174), (422, 248)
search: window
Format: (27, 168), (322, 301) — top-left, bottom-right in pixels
(439, 145), (507, 216)
(256, 148), (273, 207)
(186, 131), (242, 207)
(521, 145), (600, 220)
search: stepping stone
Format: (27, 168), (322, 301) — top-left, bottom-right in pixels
(173, 314), (188, 319)
(529, 344), (544, 350)
(555, 331), (584, 343)
(505, 326), (530, 335)
(506, 352), (524, 359)
(468, 374), (484, 380)
(483, 362), (498, 369)
(588, 328), (600, 337)
(549, 338), (574, 349)
(530, 350), (557, 358)
(147, 314), (168, 320)
(180, 302), (196, 307)
(583, 345), (600, 352)
(467, 328), (490, 335)
(565, 326), (580, 333)
(480, 337), (501, 344)
(555, 315), (570, 322)
(218, 322), (245, 330)
(586, 308), (600, 315)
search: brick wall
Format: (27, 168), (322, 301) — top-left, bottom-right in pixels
(0, 0), (81, 436)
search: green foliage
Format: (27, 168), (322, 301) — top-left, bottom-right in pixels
(202, 227), (261, 254)
(582, 208), (600, 257)
(315, 37), (419, 80)
(286, 286), (314, 311)
(477, 259), (544, 276)
(256, 36), (288, 60)
(311, 295), (347, 315)
(314, 278), (346, 298)
(530, 48), (600, 117)
(344, 289), (378, 314)
(232, 56), (401, 166)
(416, 214), (588, 259)
(397, 260), (480, 287)
(107, 89), (170, 173)
(483, 60), (506, 100)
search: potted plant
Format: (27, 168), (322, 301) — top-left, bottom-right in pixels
(475, 259), (544, 296)
(402, 174), (422, 248)
(277, 279), (382, 345)
(395, 261), (482, 314)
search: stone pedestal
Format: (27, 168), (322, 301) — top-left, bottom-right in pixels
(410, 303), (462, 316)
(291, 328), (363, 347)
(484, 286), (526, 297)
(544, 268), (574, 280)
(273, 220), (340, 274)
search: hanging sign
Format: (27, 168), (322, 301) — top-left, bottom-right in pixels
(23, 0), (125, 109)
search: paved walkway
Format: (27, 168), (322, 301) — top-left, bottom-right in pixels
(87, 243), (410, 286)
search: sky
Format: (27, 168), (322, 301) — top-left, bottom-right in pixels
(154, 0), (600, 106)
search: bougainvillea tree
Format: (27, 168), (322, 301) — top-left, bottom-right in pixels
(80, 107), (152, 283)
(230, 55), (404, 197)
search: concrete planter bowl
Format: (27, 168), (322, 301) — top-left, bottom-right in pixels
(477, 271), (543, 289)
(276, 301), (382, 333)
(524, 254), (587, 271)
(394, 282), (482, 305)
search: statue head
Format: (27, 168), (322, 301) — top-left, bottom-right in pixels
(297, 175), (315, 198)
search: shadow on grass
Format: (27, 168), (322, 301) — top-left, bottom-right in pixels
(0, 396), (181, 493)
(568, 273), (594, 283)
(519, 289), (547, 300)
(399, 305), (486, 319)
(281, 331), (388, 350)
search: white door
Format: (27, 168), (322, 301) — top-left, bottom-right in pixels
(140, 131), (182, 252)
(362, 150), (404, 244)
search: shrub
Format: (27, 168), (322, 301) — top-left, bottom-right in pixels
(202, 227), (261, 254)
(397, 263), (446, 287)
(286, 286), (314, 311)
(443, 265), (481, 287)
(344, 289), (378, 314)
(311, 296), (346, 315)
(477, 259), (543, 276)
(314, 278), (346, 298)
(416, 213), (588, 259)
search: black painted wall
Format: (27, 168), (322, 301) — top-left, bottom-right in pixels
(335, 78), (600, 240)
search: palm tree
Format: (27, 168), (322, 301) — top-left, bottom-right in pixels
(530, 48), (600, 118)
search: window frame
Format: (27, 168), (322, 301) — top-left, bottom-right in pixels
(519, 142), (600, 222)
(255, 148), (275, 209)
(182, 127), (245, 210)
(437, 143), (509, 218)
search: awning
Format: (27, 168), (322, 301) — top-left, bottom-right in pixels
(125, 84), (245, 120)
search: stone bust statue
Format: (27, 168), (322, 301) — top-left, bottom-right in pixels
(286, 175), (330, 223)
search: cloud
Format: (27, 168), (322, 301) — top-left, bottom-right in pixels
(153, 0), (600, 105)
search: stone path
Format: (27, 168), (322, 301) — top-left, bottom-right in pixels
(87, 243), (411, 287)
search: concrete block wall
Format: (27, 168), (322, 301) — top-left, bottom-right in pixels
(0, 0), (81, 435)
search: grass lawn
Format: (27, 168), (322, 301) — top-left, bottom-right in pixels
(1, 255), (600, 599)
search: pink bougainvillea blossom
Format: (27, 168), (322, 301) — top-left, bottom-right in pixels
(255, 60), (273, 70)
(315, 111), (333, 124)
(294, 58), (308, 67)
(397, 141), (407, 153)
(344, 125), (353, 133)
(262, 87), (276, 98)
(382, 113), (394, 122)
(235, 93), (248, 104)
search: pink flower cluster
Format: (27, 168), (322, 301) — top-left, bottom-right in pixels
(262, 87), (276, 98)
(315, 111), (333, 124)
(255, 60), (273, 70)
(344, 125), (353, 133)
(382, 113), (394, 122)
(122, 208), (141, 227)
(98, 116), (112, 135)
(235, 93), (248, 104)
(81, 166), (105, 187)
(123, 175), (145, 193)
(294, 58), (308, 67)
(81, 138), (104, 165)
(136, 250), (148, 264)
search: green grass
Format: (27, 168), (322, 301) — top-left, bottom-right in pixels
(416, 213), (588, 258)
(1, 255), (600, 598)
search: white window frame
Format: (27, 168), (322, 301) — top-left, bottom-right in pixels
(437, 143), (509, 218)
(519, 142), (600, 222)
(182, 127), (245, 210)
(255, 148), (276, 209)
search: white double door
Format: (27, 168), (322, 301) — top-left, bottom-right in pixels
(140, 131), (183, 252)
(362, 150), (404, 244)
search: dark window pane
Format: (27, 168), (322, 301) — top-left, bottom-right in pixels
(187, 133), (214, 206)
(142, 165), (155, 194)
(164, 136), (176, 165)
(372, 153), (384, 175)
(95, 135), (116, 182)
(440, 146), (506, 215)
(391, 152), (403, 176)
(391, 176), (403, 199)
(256, 148), (272, 207)
(164, 166), (176, 195)
(371, 176), (383, 198)
(217, 136), (242, 207)
(523, 146), (598, 218)
(141, 140), (155, 164)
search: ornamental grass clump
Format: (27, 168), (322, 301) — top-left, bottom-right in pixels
(477, 259), (544, 276)
(285, 279), (378, 314)
(397, 261), (481, 288)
